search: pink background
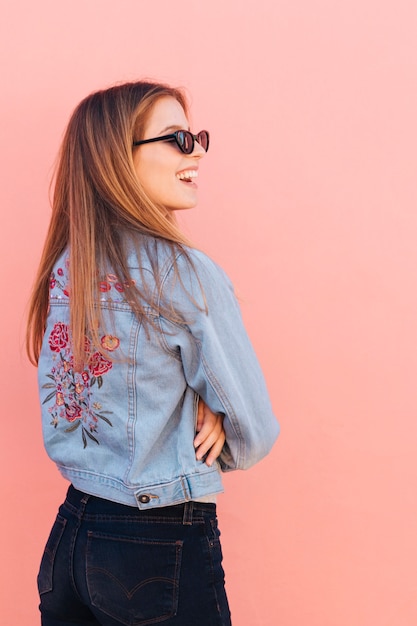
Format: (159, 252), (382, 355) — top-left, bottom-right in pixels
(1, 1), (417, 624)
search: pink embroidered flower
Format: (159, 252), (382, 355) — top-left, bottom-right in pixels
(81, 371), (90, 383)
(65, 403), (82, 422)
(49, 323), (69, 352)
(114, 283), (124, 293)
(63, 288), (70, 297)
(57, 268), (64, 276)
(101, 335), (120, 352)
(56, 392), (65, 406)
(88, 352), (112, 376)
(107, 273), (118, 283)
(99, 281), (111, 292)
(50, 277), (56, 289)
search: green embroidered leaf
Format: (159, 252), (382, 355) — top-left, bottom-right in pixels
(46, 374), (56, 381)
(96, 413), (113, 427)
(65, 421), (81, 433)
(97, 376), (103, 389)
(84, 428), (99, 445)
(42, 383), (56, 389)
(82, 428), (87, 448)
(42, 391), (56, 404)
(90, 377), (96, 387)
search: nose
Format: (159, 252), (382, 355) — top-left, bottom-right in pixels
(191, 140), (206, 158)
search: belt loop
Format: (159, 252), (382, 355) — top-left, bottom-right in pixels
(67, 485), (91, 520)
(182, 501), (194, 525)
(77, 492), (91, 520)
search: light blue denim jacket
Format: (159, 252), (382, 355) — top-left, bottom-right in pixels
(38, 238), (279, 509)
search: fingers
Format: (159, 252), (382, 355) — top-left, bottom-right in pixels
(194, 398), (226, 466)
(193, 409), (221, 449)
(196, 397), (205, 433)
(204, 430), (226, 467)
(194, 422), (222, 460)
(194, 407), (225, 466)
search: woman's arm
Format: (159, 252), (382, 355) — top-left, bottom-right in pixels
(160, 249), (280, 471)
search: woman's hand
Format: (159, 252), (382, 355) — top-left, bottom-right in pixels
(194, 399), (226, 467)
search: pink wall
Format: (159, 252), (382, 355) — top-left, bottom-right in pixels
(1, 1), (417, 624)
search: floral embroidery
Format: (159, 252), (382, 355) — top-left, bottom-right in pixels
(49, 257), (135, 304)
(49, 257), (70, 299)
(97, 274), (136, 298)
(42, 323), (120, 448)
(49, 322), (69, 352)
(100, 335), (120, 351)
(99, 281), (111, 292)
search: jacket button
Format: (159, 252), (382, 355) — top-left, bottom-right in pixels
(139, 494), (150, 504)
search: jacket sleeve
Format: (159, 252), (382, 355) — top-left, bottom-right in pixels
(159, 249), (280, 471)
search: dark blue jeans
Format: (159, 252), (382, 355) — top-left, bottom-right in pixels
(38, 485), (232, 625)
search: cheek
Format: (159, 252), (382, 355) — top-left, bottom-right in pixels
(133, 157), (150, 185)
(134, 162), (156, 197)
(133, 151), (181, 206)
(135, 155), (171, 185)
(137, 165), (175, 206)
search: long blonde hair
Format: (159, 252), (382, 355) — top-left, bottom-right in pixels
(26, 81), (196, 368)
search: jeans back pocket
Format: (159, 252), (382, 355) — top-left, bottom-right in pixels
(37, 514), (67, 595)
(86, 531), (183, 626)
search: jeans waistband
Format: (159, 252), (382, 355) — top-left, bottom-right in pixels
(63, 484), (216, 526)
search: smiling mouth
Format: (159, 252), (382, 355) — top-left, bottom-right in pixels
(176, 170), (198, 183)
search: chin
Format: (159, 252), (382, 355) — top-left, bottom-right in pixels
(169, 205), (195, 212)
(168, 198), (198, 211)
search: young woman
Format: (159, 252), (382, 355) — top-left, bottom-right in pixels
(27, 81), (279, 626)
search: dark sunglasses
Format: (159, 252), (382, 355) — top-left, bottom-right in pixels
(133, 130), (209, 154)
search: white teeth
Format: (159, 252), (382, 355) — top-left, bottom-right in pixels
(176, 170), (198, 181)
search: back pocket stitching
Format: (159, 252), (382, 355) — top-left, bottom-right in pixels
(86, 532), (183, 626)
